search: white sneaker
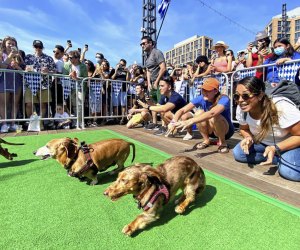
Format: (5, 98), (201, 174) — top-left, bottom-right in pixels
(1, 124), (9, 133)
(183, 132), (193, 140)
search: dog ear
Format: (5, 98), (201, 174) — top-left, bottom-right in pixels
(65, 142), (77, 159)
(73, 138), (79, 144)
(142, 167), (163, 185)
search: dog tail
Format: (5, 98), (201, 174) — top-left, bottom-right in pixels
(129, 142), (135, 162)
(0, 139), (25, 146)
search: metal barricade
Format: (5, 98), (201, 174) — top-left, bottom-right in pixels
(0, 68), (81, 131)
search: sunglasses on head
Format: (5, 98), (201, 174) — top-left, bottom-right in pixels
(233, 93), (255, 102)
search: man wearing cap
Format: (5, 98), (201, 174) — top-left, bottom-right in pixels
(24, 40), (56, 129)
(170, 77), (234, 153)
(246, 31), (272, 78)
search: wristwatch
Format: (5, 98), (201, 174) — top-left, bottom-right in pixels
(274, 144), (281, 155)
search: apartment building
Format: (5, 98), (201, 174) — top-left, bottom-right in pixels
(164, 35), (213, 66)
(266, 7), (300, 45)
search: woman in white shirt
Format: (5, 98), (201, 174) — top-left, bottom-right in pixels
(233, 76), (300, 181)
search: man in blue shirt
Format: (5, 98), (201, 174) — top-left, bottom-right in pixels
(138, 73), (186, 136)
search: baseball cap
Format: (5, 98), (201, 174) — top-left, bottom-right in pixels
(201, 78), (219, 91)
(33, 40), (44, 48)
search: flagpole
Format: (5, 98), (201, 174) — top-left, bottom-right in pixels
(156, 2), (170, 43)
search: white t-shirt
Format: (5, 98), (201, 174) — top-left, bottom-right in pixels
(53, 58), (64, 73)
(236, 97), (300, 145)
(54, 112), (70, 123)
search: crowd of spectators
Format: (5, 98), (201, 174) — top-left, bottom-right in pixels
(0, 31), (300, 182)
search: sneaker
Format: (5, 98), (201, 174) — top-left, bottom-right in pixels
(153, 126), (167, 136)
(146, 123), (159, 130)
(1, 124), (9, 133)
(8, 124), (18, 132)
(183, 132), (193, 141)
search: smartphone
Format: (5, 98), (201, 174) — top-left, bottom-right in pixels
(11, 46), (18, 52)
(84, 44), (88, 48)
(78, 48), (82, 53)
(67, 40), (72, 47)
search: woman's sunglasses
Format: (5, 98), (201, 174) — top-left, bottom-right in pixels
(233, 93), (255, 101)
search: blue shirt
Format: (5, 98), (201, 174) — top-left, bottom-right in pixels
(191, 95), (234, 129)
(263, 52), (300, 83)
(159, 91), (187, 114)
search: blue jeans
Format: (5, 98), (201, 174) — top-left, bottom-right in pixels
(233, 142), (300, 182)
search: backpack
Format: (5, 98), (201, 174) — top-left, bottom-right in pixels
(265, 80), (300, 109)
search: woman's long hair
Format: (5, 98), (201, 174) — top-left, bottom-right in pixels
(237, 77), (279, 143)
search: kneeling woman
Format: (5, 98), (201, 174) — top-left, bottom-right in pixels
(233, 76), (300, 181)
(174, 78), (235, 153)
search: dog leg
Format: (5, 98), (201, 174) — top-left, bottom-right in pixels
(175, 186), (196, 214)
(109, 165), (124, 176)
(84, 171), (98, 185)
(122, 213), (158, 236)
(174, 194), (186, 205)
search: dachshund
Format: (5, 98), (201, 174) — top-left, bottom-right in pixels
(34, 138), (135, 185)
(104, 155), (206, 236)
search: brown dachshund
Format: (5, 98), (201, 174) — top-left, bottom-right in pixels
(104, 155), (206, 236)
(0, 138), (24, 160)
(34, 138), (135, 185)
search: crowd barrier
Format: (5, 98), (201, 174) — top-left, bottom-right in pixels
(0, 58), (299, 131)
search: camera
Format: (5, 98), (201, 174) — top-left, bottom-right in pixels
(85, 44), (88, 48)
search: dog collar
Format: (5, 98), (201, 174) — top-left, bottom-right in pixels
(139, 184), (170, 211)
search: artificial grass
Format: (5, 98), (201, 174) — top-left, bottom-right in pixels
(0, 130), (299, 250)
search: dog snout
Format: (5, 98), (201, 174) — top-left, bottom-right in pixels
(33, 151), (37, 155)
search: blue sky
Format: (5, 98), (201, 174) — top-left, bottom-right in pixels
(0, 0), (299, 66)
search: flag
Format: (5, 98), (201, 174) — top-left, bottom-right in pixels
(158, 0), (170, 19)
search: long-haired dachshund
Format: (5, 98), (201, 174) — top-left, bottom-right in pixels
(104, 155), (206, 236)
(0, 138), (24, 160)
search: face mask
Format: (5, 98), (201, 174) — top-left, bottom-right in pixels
(244, 54), (249, 60)
(96, 58), (101, 63)
(274, 47), (285, 56)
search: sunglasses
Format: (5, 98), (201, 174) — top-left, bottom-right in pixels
(34, 46), (43, 49)
(226, 53), (231, 56)
(140, 42), (147, 46)
(53, 50), (60, 54)
(233, 93), (255, 102)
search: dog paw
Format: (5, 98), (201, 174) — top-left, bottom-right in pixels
(175, 205), (185, 214)
(122, 225), (134, 236)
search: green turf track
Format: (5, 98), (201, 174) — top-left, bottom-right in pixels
(1, 129), (300, 250)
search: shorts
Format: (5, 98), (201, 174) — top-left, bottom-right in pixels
(150, 87), (161, 103)
(24, 87), (52, 104)
(131, 114), (143, 124)
(112, 91), (127, 106)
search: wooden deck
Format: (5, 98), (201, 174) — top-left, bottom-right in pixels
(1, 124), (300, 208)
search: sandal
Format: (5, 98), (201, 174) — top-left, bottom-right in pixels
(195, 142), (210, 150)
(218, 145), (229, 154)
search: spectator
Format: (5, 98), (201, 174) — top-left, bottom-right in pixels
(63, 53), (69, 63)
(172, 78), (234, 152)
(63, 50), (88, 127)
(80, 44), (88, 62)
(170, 66), (189, 99)
(210, 41), (232, 73)
(137, 72), (186, 136)
(129, 65), (146, 108)
(111, 59), (130, 125)
(126, 84), (151, 129)
(225, 49), (236, 71)
(235, 51), (247, 71)
(141, 36), (166, 130)
(233, 76), (300, 181)
(262, 38), (300, 86)
(24, 39), (56, 129)
(0, 36), (24, 132)
(54, 104), (71, 129)
(246, 31), (272, 79)
(51, 44), (65, 116)
(94, 52), (104, 73)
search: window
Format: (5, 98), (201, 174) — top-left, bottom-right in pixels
(296, 20), (300, 32)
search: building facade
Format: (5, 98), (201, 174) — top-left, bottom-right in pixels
(164, 35), (213, 66)
(266, 7), (300, 45)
